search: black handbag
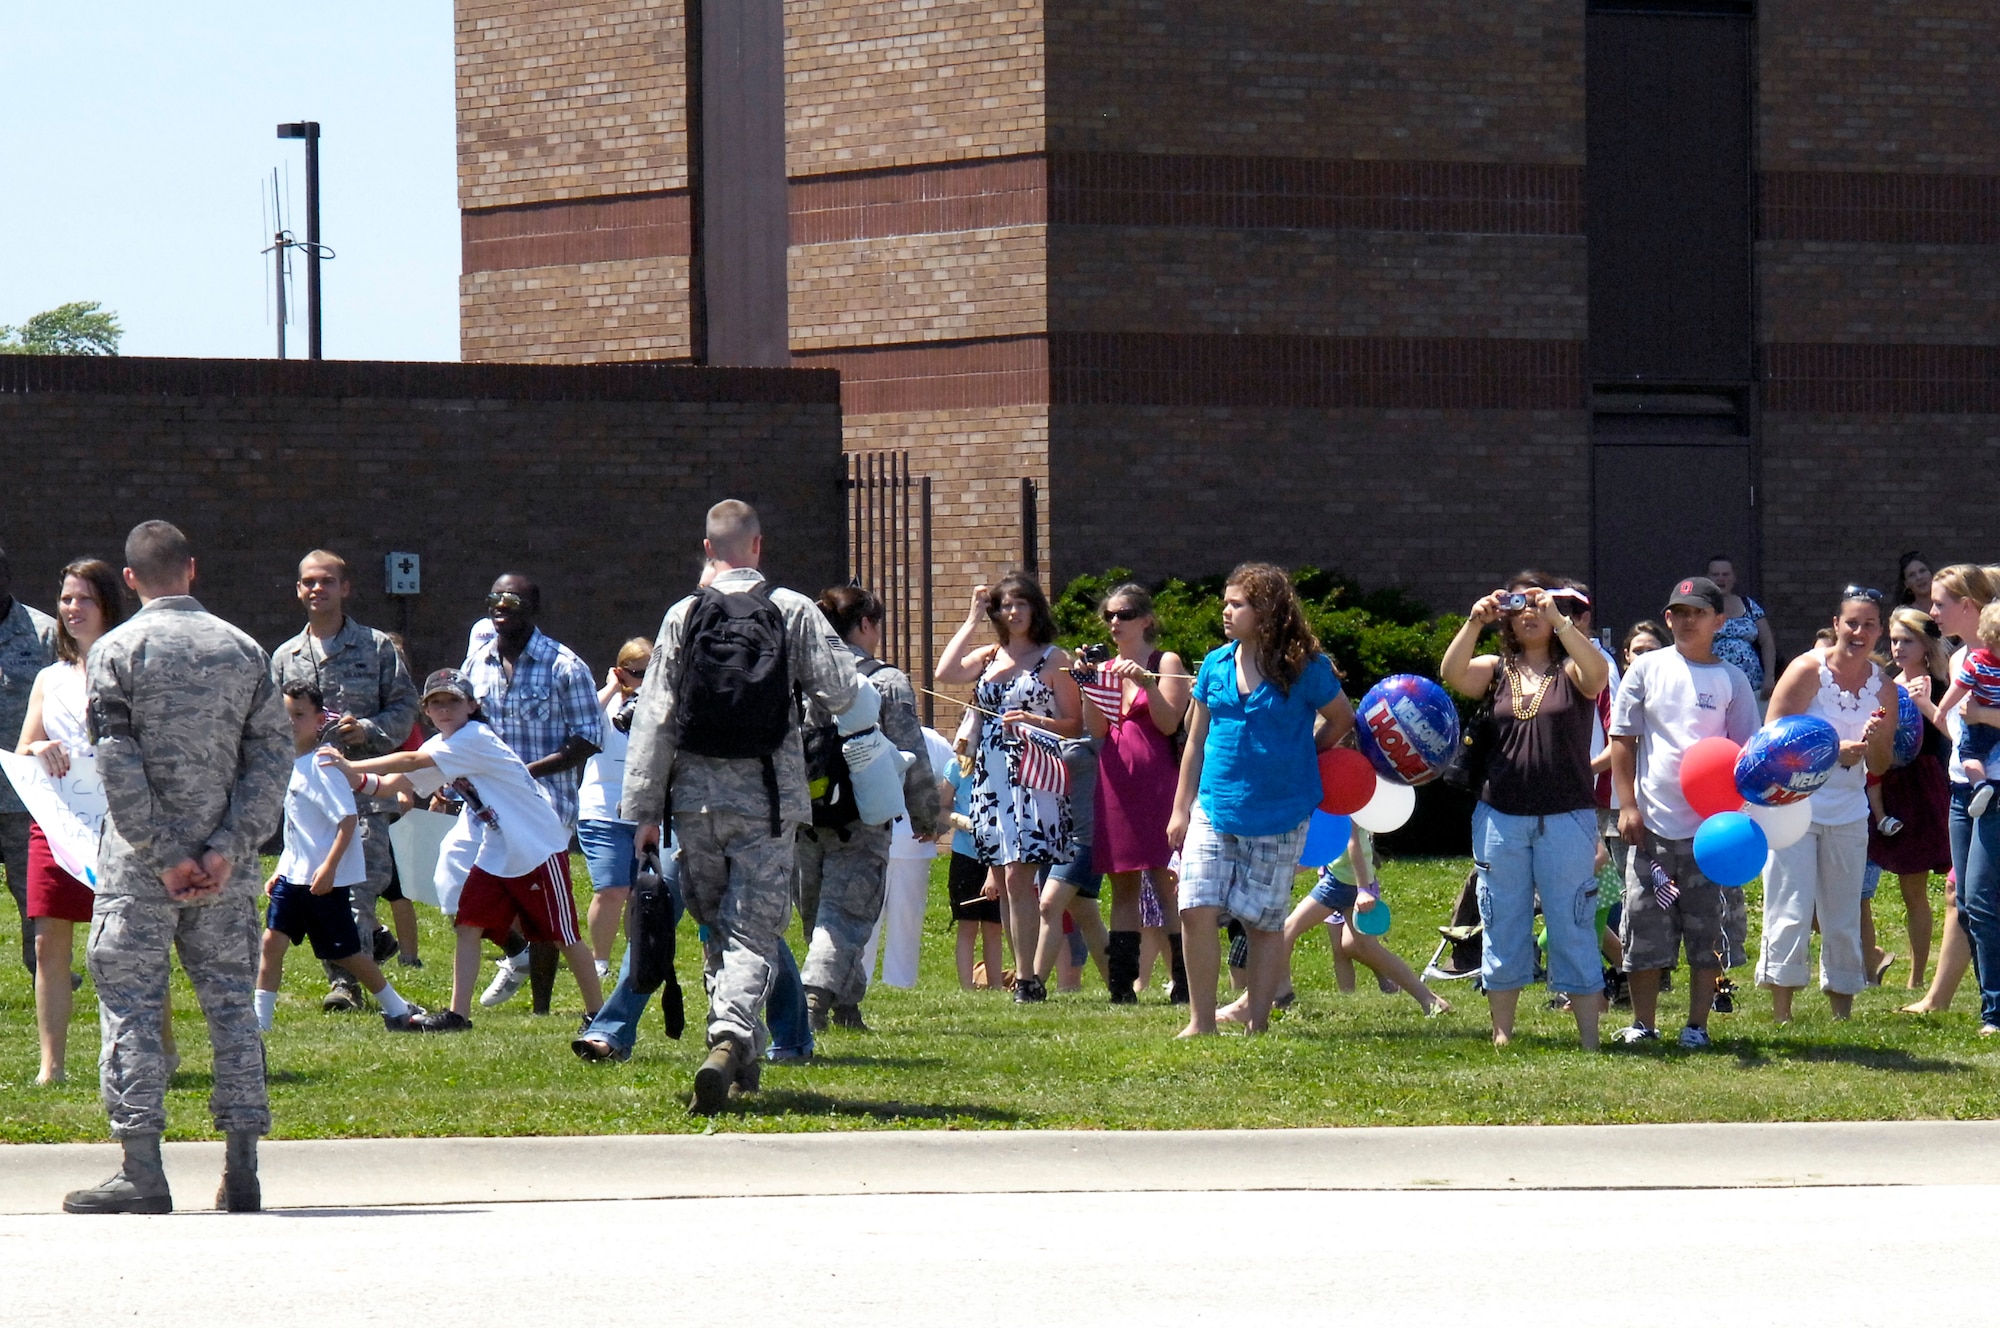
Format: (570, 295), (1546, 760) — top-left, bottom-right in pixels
(1439, 666), (1502, 793)
(626, 848), (685, 1039)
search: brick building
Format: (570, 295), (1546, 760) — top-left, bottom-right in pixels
(455, 1), (1997, 653)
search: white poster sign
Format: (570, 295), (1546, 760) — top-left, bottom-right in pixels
(386, 808), (457, 910)
(0, 748), (106, 888)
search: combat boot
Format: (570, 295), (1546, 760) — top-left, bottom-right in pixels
(804, 985), (835, 1032)
(62, 1132), (172, 1214)
(690, 1038), (744, 1116)
(831, 1002), (869, 1031)
(1106, 931), (1141, 1005)
(322, 974), (363, 1013)
(1168, 933), (1191, 1005)
(215, 1130), (261, 1213)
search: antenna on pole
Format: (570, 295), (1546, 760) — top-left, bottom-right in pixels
(276, 121), (332, 359)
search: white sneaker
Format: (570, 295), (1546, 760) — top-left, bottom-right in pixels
(594, 959), (612, 982)
(1612, 1023), (1660, 1044)
(1970, 784), (1995, 819)
(1678, 1024), (1712, 1050)
(480, 959), (527, 1008)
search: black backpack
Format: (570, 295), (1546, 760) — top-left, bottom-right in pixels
(805, 657), (887, 830)
(673, 582), (792, 832)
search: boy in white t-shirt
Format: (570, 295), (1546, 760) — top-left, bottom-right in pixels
(1608, 577), (1760, 1049)
(255, 684), (421, 1032)
(322, 669), (603, 1032)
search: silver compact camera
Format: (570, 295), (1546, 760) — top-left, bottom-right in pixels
(1495, 591), (1528, 612)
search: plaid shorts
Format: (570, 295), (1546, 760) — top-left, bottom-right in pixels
(1177, 805), (1310, 932)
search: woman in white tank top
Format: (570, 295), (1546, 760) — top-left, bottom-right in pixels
(1757, 587), (1899, 1023)
(16, 559), (127, 1084)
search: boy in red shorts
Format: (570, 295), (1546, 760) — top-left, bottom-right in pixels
(321, 669), (601, 1032)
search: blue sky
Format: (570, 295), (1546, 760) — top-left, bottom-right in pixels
(2, 4), (458, 361)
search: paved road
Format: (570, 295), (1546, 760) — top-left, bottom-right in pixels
(1, 1185), (1989, 1325)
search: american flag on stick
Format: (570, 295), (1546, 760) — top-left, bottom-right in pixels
(1016, 725), (1071, 796)
(1070, 662), (1125, 724)
(1644, 856), (1679, 910)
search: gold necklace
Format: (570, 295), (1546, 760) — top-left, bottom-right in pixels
(1507, 658), (1557, 720)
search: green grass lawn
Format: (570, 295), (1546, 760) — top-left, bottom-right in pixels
(2, 854), (1996, 1141)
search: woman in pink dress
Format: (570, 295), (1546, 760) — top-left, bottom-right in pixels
(1080, 584), (1191, 1004)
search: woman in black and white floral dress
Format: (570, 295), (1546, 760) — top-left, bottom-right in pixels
(935, 573), (1081, 1001)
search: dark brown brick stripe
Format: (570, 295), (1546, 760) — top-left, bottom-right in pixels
(462, 191), (692, 273)
(1763, 344), (2000, 413)
(795, 336), (1049, 415)
(790, 156), (1047, 245)
(1762, 172), (2000, 246)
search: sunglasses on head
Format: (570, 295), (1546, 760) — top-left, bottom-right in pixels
(1102, 608), (1144, 623)
(486, 591), (528, 612)
(1842, 585), (1885, 604)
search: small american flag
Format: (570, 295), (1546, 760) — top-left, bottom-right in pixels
(1016, 725), (1071, 796)
(1071, 663), (1125, 724)
(1645, 856), (1679, 910)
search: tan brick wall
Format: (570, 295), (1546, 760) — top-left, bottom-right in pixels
(1046, 0), (1585, 164)
(1760, 242), (2000, 345)
(786, 2), (1046, 175)
(1050, 227), (1585, 339)
(457, 0), (687, 210)
(790, 227), (1048, 349)
(461, 257), (692, 362)
(1761, 0), (2000, 172)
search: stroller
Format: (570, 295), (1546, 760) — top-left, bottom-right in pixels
(1422, 868), (1485, 989)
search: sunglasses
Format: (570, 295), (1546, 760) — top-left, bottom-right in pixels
(616, 663), (648, 678)
(486, 591), (528, 612)
(1102, 608), (1144, 623)
(1842, 585), (1885, 603)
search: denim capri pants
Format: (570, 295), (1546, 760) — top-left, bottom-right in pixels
(1472, 803), (1603, 995)
(577, 818), (639, 892)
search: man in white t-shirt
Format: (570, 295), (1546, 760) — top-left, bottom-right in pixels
(865, 723), (955, 991)
(1608, 576), (1759, 1050)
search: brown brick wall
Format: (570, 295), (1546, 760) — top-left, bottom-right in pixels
(790, 227), (1048, 349)
(457, 1), (688, 209)
(462, 257), (693, 362)
(1046, 0), (1585, 164)
(0, 367), (842, 682)
(786, 2), (1045, 176)
(1760, 242), (2000, 345)
(1760, 1), (2000, 172)
(1048, 405), (1593, 621)
(1761, 411), (2000, 643)
(1051, 227), (1586, 340)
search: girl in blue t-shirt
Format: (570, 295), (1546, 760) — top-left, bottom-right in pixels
(1168, 562), (1355, 1036)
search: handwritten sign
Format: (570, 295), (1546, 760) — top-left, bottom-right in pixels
(0, 749), (106, 888)
(386, 808), (457, 911)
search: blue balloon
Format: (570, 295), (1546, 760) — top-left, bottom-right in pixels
(1355, 674), (1460, 786)
(1352, 896), (1392, 936)
(1893, 685), (1924, 767)
(1734, 713), (1842, 807)
(1299, 810), (1351, 868)
(1693, 811), (1768, 888)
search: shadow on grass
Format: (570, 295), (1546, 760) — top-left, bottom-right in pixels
(1726, 1040), (1971, 1074)
(729, 1090), (1024, 1124)
(799, 1054), (948, 1070)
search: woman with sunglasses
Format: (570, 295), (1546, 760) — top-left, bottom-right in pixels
(1759, 586), (1897, 1022)
(1080, 583), (1192, 1004)
(576, 636), (655, 980)
(935, 573), (1082, 1003)
(1863, 606), (1952, 989)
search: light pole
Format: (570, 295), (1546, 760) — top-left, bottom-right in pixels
(276, 121), (325, 359)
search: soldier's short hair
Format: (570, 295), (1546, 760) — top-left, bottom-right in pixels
(705, 499), (760, 563)
(124, 520), (194, 589)
(300, 549), (350, 584)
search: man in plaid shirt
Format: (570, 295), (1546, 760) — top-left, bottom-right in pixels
(461, 573), (602, 1009)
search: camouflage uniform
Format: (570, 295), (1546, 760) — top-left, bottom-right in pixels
(0, 597), (58, 967)
(622, 567), (860, 1058)
(87, 596), (289, 1139)
(270, 616), (418, 957)
(797, 648), (940, 1006)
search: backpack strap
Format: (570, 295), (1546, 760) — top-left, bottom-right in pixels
(761, 754), (782, 839)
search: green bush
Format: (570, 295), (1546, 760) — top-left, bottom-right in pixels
(1052, 567), (1475, 711)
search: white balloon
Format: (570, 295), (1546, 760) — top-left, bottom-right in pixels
(1743, 798), (1812, 852)
(1352, 775), (1416, 834)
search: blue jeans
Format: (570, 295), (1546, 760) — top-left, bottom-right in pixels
(1472, 803), (1603, 995)
(577, 819), (638, 891)
(1949, 782), (2000, 1027)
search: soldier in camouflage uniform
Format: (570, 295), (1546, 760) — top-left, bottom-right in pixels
(797, 586), (940, 1031)
(0, 543), (60, 971)
(63, 522), (290, 1216)
(269, 550), (419, 1010)
(623, 500), (866, 1115)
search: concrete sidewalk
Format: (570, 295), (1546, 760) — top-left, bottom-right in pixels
(5, 1119), (1997, 1214)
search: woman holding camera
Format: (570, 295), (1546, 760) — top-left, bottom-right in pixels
(1079, 583), (1192, 1003)
(935, 574), (1082, 1003)
(1441, 571), (1610, 1049)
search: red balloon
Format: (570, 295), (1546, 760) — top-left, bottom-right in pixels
(1680, 736), (1746, 820)
(1319, 748), (1377, 816)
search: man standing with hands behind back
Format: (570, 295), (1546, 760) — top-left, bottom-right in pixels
(270, 550), (419, 1013)
(63, 521), (290, 1215)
